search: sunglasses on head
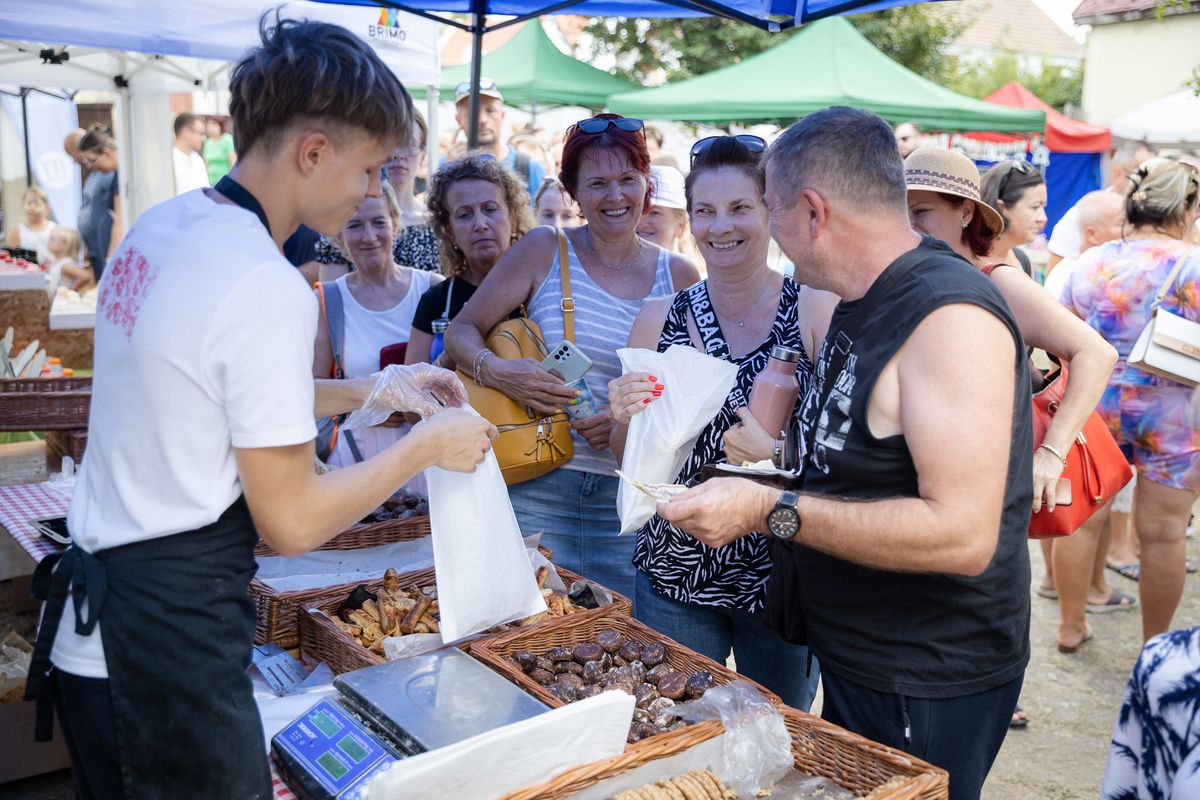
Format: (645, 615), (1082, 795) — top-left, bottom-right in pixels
(997, 159), (1039, 200)
(566, 116), (645, 138)
(690, 134), (767, 167)
(454, 78), (499, 96)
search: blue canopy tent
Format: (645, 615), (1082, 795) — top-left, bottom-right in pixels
(316, 0), (936, 146)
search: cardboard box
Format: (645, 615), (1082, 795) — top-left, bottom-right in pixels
(0, 698), (71, 783)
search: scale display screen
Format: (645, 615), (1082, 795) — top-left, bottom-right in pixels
(272, 698), (397, 799)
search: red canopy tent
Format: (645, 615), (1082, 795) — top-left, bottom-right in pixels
(967, 82), (1110, 237)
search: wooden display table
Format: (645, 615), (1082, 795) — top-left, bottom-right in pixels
(0, 286), (93, 369)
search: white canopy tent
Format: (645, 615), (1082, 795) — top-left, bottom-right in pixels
(0, 0), (441, 222)
(1110, 89), (1200, 148)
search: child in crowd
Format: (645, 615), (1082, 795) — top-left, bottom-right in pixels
(45, 227), (94, 292)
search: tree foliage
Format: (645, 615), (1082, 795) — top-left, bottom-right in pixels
(949, 52), (1084, 112)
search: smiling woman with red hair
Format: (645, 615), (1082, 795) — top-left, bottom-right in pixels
(446, 114), (699, 598)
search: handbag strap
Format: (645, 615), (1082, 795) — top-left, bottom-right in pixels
(685, 281), (732, 360)
(558, 228), (575, 343)
(316, 282), (347, 380)
(1150, 246), (1197, 311)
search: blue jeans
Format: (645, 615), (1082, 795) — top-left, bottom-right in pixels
(634, 570), (820, 711)
(508, 469), (636, 601)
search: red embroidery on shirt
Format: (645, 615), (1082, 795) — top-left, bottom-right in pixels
(98, 246), (159, 340)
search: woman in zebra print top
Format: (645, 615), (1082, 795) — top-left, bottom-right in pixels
(608, 136), (836, 709)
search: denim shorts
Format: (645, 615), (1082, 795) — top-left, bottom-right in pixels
(508, 468), (636, 601)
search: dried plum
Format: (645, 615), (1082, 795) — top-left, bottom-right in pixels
(572, 642), (603, 663)
(618, 641), (643, 663)
(629, 661), (647, 684)
(657, 671), (687, 700)
(554, 661), (584, 675)
(547, 683), (577, 703)
(555, 672), (584, 691)
(582, 661), (604, 685)
(546, 646), (573, 662)
(640, 642), (666, 667)
(576, 684), (602, 700)
(529, 668), (555, 685)
(686, 670), (714, 699)
(646, 663), (672, 685)
(634, 683), (659, 708)
(596, 629), (624, 653)
(536, 656), (555, 673)
(635, 722), (660, 740)
(514, 650), (538, 672)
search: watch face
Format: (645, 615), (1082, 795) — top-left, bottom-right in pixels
(768, 506), (799, 540)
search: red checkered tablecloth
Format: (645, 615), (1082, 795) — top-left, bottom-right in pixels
(271, 764), (297, 799)
(0, 482), (69, 562)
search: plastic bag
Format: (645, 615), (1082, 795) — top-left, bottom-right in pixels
(425, 444), (547, 641)
(342, 364), (468, 429)
(616, 345), (739, 534)
(672, 681), (792, 798)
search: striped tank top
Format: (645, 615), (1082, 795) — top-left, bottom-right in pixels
(527, 233), (676, 475)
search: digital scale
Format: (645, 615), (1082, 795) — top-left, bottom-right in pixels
(271, 649), (550, 800)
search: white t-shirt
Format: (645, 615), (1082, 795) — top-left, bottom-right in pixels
(326, 271), (436, 497)
(1043, 255), (1077, 301)
(172, 147), (210, 195)
(51, 190), (318, 678)
(1047, 204), (1083, 260)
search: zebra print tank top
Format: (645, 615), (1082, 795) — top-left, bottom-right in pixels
(632, 277), (811, 611)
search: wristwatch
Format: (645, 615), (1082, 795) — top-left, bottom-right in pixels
(767, 490), (801, 540)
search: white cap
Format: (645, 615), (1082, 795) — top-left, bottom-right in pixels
(649, 165), (687, 211)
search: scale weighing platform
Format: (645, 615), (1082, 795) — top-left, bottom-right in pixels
(272, 649), (549, 800)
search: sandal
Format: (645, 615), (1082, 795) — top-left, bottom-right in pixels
(1087, 587), (1137, 614)
(1058, 621), (1094, 654)
(1036, 585), (1058, 600)
(1106, 561), (1140, 581)
(1009, 705), (1029, 729)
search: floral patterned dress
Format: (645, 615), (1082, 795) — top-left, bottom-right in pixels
(1059, 240), (1200, 489)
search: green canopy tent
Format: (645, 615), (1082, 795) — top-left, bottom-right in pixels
(412, 21), (634, 111)
(608, 16), (1045, 132)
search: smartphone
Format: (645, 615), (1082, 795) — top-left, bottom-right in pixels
(1054, 478), (1073, 507)
(564, 379), (598, 420)
(540, 340), (593, 384)
(31, 515), (71, 545)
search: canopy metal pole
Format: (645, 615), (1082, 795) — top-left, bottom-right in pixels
(466, 0), (486, 150)
(426, 86), (438, 181)
(19, 87), (32, 187)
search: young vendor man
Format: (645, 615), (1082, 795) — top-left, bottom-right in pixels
(25, 17), (496, 799)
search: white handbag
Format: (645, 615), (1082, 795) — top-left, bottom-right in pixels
(1128, 247), (1200, 387)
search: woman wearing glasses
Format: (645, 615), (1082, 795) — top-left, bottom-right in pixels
(313, 112), (440, 280)
(606, 135), (834, 709)
(904, 148), (1118, 662)
(77, 125), (122, 282)
(446, 114), (699, 599)
(407, 154), (534, 369)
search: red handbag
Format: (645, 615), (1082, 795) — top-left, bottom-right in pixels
(1029, 363), (1133, 538)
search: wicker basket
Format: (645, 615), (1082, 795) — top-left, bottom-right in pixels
(0, 377), (92, 431)
(44, 429), (87, 463)
(252, 513), (430, 557)
(470, 611), (781, 758)
(501, 705), (948, 800)
(299, 566), (633, 675)
(250, 516), (431, 648)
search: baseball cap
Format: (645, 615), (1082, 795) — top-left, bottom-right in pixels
(649, 165), (686, 211)
(455, 78), (504, 105)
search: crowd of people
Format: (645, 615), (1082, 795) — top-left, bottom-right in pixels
(16, 14), (1200, 800)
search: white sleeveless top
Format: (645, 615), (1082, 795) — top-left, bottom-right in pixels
(327, 270), (437, 486)
(20, 222), (55, 264)
(527, 233), (675, 475)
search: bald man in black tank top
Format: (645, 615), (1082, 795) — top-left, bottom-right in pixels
(659, 108), (1033, 800)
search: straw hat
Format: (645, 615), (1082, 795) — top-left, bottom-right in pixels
(904, 147), (1005, 235)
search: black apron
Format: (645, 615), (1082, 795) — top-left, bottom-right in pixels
(25, 498), (271, 798)
(25, 174), (279, 798)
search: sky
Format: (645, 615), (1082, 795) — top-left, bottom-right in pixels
(1031, 0), (1087, 39)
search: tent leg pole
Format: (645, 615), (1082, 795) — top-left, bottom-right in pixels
(426, 87), (438, 183)
(116, 66), (137, 222)
(20, 87), (32, 188)
(467, 1), (485, 150)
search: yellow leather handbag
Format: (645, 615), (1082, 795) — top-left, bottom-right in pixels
(457, 229), (576, 485)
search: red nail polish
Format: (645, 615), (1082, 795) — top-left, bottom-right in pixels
(643, 398), (652, 404)
(652, 391), (662, 396)
(654, 384), (664, 391)
(648, 375), (657, 382)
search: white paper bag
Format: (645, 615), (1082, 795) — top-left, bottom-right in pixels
(425, 448), (546, 641)
(365, 690), (634, 800)
(616, 345), (739, 534)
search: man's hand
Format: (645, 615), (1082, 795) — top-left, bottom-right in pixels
(572, 408), (614, 451)
(657, 478), (780, 549)
(410, 408), (498, 473)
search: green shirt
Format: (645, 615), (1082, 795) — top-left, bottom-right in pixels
(203, 133), (236, 184)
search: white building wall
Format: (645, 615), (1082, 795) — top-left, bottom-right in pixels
(1080, 13), (1200, 125)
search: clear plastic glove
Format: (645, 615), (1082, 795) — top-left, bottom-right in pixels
(342, 364), (468, 430)
(673, 680), (792, 798)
